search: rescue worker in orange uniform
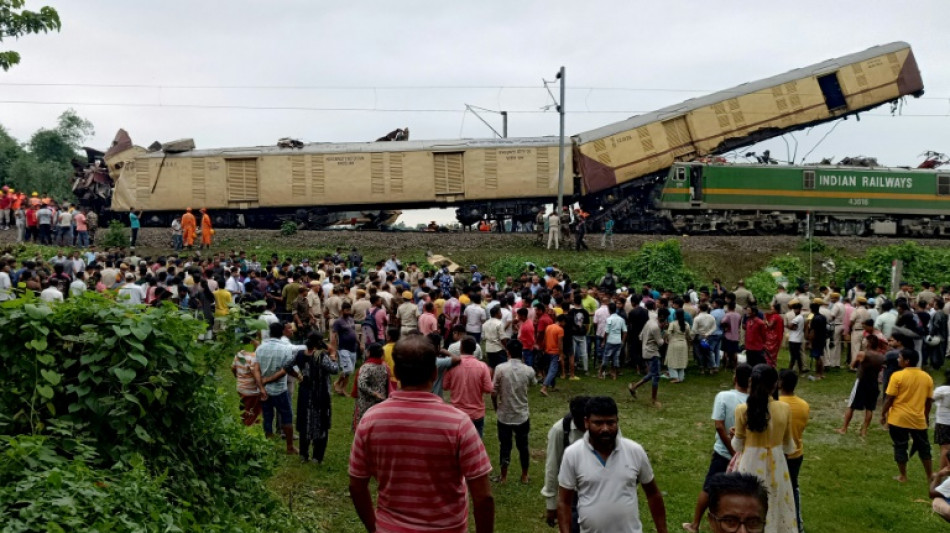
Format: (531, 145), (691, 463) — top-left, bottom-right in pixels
(181, 208), (197, 249)
(200, 208), (213, 249)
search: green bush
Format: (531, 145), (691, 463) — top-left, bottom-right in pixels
(0, 294), (295, 531)
(100, 219), (129, 248)
(745, 254), (809, 304)
(837, 242), (950, 290)
(280, 220), (298, 236)
(487, 239), (701, 294)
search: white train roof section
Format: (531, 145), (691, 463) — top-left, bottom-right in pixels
(142, 136), (565, 158)
(572, 41), (912, 144)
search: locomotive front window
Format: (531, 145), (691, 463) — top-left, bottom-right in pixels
(938, 175), (950, 196)
(674, 167), (686, 181)
(803, 170), (815, 190)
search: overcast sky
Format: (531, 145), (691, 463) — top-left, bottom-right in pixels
(2, 1), (948, 225)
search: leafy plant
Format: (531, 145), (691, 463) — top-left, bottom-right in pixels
(0, 294), (296, 531)
(280, 220), (298, 236)
(798, 237), (827, 254)
(99, 219), (129, 248)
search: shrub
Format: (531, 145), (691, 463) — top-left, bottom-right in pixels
(100, 219), (129, 248)
(0, 294), (295, 531)
(280, 220), (298, 236)
(836, 241), (950, 290)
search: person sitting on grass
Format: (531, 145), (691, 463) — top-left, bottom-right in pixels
(929, 453), (950, 523)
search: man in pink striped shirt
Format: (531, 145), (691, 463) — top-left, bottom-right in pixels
(349, 335), (495, 533)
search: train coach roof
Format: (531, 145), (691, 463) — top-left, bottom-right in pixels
(572, 41), (912, 144)
(140, 136), (565, 158)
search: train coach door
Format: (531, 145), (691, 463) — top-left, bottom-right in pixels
(689, 165), (703, 205)
(817, 71), (848, 113)
(434, 152), (465, 201)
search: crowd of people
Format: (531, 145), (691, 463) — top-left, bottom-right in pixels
(11, 231), (950, 532)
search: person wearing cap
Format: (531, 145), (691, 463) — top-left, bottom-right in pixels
(181, 208), (196, 249)
(199, 208), (213, 250)
(396, 290), (419, 335)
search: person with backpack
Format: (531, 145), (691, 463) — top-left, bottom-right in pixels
(362, 294), (387, 345)
(598, 267), (618, 295)
(541, 396), (589, 531)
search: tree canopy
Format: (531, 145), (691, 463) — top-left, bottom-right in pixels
(0, 0), (61, 71)
(1, 109), (95, 200)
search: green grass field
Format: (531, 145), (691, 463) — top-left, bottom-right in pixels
(220, 350), (948, 532)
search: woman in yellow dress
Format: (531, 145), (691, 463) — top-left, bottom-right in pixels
(732, 364), (797, 533)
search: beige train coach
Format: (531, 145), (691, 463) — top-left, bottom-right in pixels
(108, 136), (572, 226)
(573, 41), (924, 194)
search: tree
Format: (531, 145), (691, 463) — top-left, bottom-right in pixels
(0, 124), (25, 185)
(0, 0), (61, 71)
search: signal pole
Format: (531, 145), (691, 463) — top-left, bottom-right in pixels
(555, 67), (566, 216)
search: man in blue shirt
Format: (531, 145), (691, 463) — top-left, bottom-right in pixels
(257, 321), (298, 454)
(129, 208), (142, 247)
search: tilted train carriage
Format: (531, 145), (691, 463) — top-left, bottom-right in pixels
(657, 162), (950, 237)
(106, 136), (572, 228)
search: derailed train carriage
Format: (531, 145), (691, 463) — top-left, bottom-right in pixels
(85, 41), (925, 231)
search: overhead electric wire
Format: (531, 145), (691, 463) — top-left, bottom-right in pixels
(0, 80), (946, 100)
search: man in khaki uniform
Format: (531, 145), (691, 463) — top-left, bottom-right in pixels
(733, 280), (755, 314)
(824, 293), (845, 369)
(849, 297), (871, 363)
(396, 291), (420, 335)
(307, 281), (325, 334)
(771, 285), (793, 314)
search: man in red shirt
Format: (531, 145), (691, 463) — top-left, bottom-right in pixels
(535, 302), (554, 380)
(349, 335), (495, 533)
(443, 337), (494, 438)
(517, 307), (536, 367)
(743, 306), (767, 367)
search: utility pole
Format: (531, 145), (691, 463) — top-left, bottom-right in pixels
(555, 67), (566, 216)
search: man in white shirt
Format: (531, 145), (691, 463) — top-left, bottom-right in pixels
(491, 339), (536, 484)
(787, 302), (806, 373)
(464, 293), (488, 344)
(40, 281), (65, 304)
(558, 396), (668, 533)
(117, 273), (146, 305)
(483, 306), (507, 372)
(225, 267), (245, 298)
(259, 299), (280, 339)
(69, 272), (87, 298)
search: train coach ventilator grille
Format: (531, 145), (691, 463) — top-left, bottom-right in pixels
(191, 159), (206, 203)
(291, 156), (306, 197)
(536, 148), (550, 190)
(135, 159), (150, 204)
(371, 153), (385, 195)
(226, 158), (259, 202)
(434, 152), (464, 195)
(311, 155), (326, 196)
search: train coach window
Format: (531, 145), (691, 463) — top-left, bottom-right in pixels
(938, 175), (950, 196)
(817, 72), (847, 112)
(803, 170), (816, 190)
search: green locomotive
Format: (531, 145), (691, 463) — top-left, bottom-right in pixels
(657, 162), (950, 236)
